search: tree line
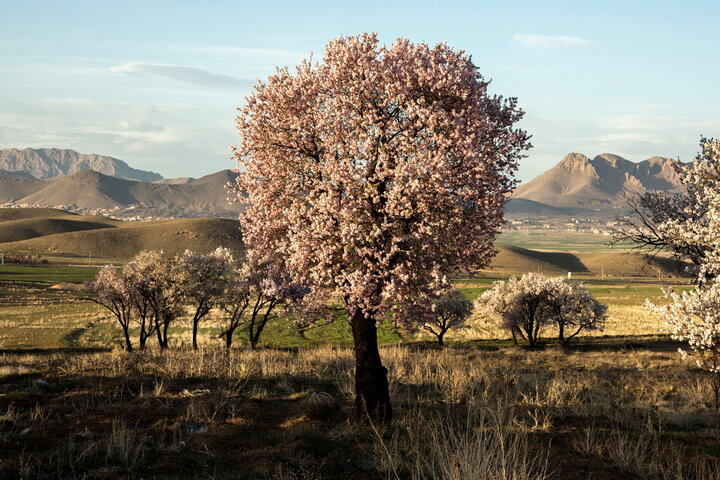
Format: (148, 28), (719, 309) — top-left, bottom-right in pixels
(85, 248), (308, 351)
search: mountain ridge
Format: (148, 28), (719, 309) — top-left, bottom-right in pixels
(509, 152), (684, 216)
(0, 169), (244, 218)
(0, 148), (163, 182)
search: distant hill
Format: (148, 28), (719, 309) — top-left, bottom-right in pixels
(0, 208), (244, 259)
(0, 208), (690, 274)
(510, 153), (684, 216)
(489, 245), (688, 277)
(0, 169), (244, 218)
(0, 148), (163, 182)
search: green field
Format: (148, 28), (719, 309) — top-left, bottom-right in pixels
(0, 262), (687, 351)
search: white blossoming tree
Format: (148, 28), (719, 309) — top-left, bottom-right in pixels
(422, 288), (473, 346)
(179, 247), (235, 350)
(476, 273), (606, 347)
(85, 265), (135, 351)
(647, 139), (720, 408)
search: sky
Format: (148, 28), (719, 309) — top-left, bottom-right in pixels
(1, 0), (718, 182)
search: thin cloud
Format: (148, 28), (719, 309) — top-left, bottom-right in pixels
(513, 34), (594, 48)
(109, 63), (254, 90)
(169, 45), (307, 58)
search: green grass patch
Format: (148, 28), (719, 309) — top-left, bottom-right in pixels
(0, 264), (98, 283)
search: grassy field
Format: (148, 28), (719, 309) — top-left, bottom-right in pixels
(1, 260), (718, 479)
(2, 345), (719, 479)
(0, 262), (690, 351)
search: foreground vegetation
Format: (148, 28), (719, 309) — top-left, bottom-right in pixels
(2, 345), (719, 479)
(2, 261), (711, 479)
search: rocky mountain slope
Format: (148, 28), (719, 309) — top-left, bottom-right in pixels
(0, 148), (163, 182)
(509, 153), (685, 216)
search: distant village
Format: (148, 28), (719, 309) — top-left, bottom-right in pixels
(0, 202), (238, 221)
(503, 216), (627, 236)
(3, 199), (636, 236)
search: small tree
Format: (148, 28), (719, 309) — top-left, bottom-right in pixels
(422, 288), (473, 346)
(122, 255), (157, 349)
(477, 273), (606, 347)
(86, 265), (134, 351)
(217, 263), (252, 349)
(179, 247), (235, 350)
(124, 250), (184, 349)
(233, 33), (529, 422)
(553, 282), (607, 347)
(244, 252), (308, 349)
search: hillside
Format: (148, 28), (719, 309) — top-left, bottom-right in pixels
(0, 148), (162, 182)
(0, 169), (244, 217)
(510, 153), (684, 215)
(0, 216), (119, 243)
(488, 245), (687, 277)
(0, 208), (243, 258)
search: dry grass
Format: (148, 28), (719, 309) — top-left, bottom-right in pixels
(1, 344), (719, 479)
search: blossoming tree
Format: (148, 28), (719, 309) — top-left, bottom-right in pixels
(179, 247), (235, 350)
(233, 33), (530, 421)
(422, 288), (474, 346)
(86, 265), (135, 351)
(647, 139), (720, 407)
(477, 273), (606, 347)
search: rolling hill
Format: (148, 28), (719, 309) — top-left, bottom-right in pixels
(0, 148), (162, 182)
(489, 245), (687, 277)
(0, 208), (244, 259)
(0, 207), (687, 276)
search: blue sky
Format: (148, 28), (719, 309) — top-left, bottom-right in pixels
(1, 0), (718, 182)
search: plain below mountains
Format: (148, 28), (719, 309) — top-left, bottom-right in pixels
(0, 208), (689, 277)
(508, 153), (685, 217)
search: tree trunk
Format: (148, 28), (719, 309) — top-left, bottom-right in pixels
(192, 316), (200, 350)
(558, 321), (565, 347)
(122, 327), (133, 352)
(350, 309), (392, 423)
(225, 329), (234, 349)
(139, 317), (147, 349)
(155, 316), (165, 348)
(437, 331), (445, 346)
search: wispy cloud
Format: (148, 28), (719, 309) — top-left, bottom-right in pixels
(169, 45), (307, 59)
(513, 34), (594, 48)
(0, 98), (236, 177)
(108, 63), (254, 90)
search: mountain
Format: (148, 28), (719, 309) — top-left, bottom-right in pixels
(509, 153), (684, 215)
(0, 168), (36, 180)
(154, 177), (196, 185)
(0, 148), (163, 182)
(0, 169), (244, 218)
